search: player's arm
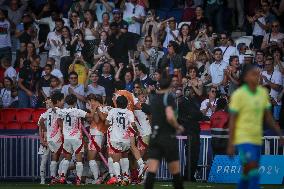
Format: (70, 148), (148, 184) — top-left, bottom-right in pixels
(264, 110), (284, 143)
(38, 117), (47, 146)
(227, 113), (238, 156)
(97, 108), (107, 122)
(57, 118), (63, 133)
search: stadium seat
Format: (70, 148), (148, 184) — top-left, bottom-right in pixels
(16, 108), (34, 123)
(0, 121), (5, 129)
(32, 108), (47, 123)
(6, 122), (21, 129)
(22, 122), (38, 130)
(1, 108), (17, 123)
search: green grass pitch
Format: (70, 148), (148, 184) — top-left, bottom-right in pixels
(0, 182), (283, 189)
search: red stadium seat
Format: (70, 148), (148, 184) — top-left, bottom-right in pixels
(1, 108), (17, 123)
(16, 108), (33, 123)
(6, 122), (21, 129)
(22, 122), (38, 130)
(0, 121), (5, 129)
(32, 108), (47, 123)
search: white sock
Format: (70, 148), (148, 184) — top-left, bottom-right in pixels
(108, 157), (114, 177)
(113, 162), (121, 178)
(58, 158), (65, 175)
(137, 158), (144, 169)
(40, 154), (48, 179)
(89, 160), (99, 180)
(76, 162), (83, 179)
(61, 159), (70, 177)
(120, 158), (129, 175)
(50, 161), (58, 178)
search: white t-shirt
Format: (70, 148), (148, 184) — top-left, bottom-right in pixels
(42, 69), (63, 79)
(219, 46), (237, 63)
(0, 88), (12, 108)
(106, 108), (135, 143)
(261, 70), (283, 105)
(134, 110), (151, 137)
(86, 84), (106, 97)
(0, 20), (11, 48)
(45, 31), (62, 57)
(57, 108), (87, 139)
(4, 66), (17, 79)
(253, 17), (266, 36)
(200, 98), (218, 118)
(39, 108), (61, 142)
(61, 84), (85, 109)
(123, 2), (145, 35)
(263, 32), (284, 45)
(209, 61), (228, 85)
(163, 27), (179, 48)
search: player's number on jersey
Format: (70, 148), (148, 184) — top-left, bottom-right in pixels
(116, 115), (126, 130)
(48, 115), (52, 127)
(65, 115), (72, 127)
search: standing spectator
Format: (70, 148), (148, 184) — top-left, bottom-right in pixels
(227, 0), (244, 30)
(177, 23), (191, 57)
(0, 77), (17, 108)
(68, 57), (89, 86)
(200, 86), (218, 118)
(223, 56), (240, 96)
(209, 48), (229, 89)
(112, 8), (128, 31)
(253, 50), (265, 69)
(162, 18), (178, 53)
(91, 0), (114, 23)
(205, 0), (225, 33)
(261, 1), (277, 26)
(135, 63), (153, 88)
(86, 70), (106, 102)
(0, 9), (12, 61)
(210, 98), (229, 155)
(142, 9), (159, 47)
(45, 18), (64, 68)
(273, 48), (284, 85)
(97, 12), (111, 34)
(184, 66), (203, 97)
(190, 6), (211, 37)
(261, 20), (284, 49)
(82, 10), (98, 64)
(18, 59), (42, 108)
(0, 0), (28, 26)
(69, 11), (81, 33)
(218, 32), (237, 63)
(42, 57), (64, 86)
(261, 56), (283, 120)
(1, 57), (16, 82)
(196, 50), (211, 85)
(61, 71), (85, 109)
(49, 76), (62, 95)
(115, 63), (135, 92)
(122, 0), (145, 35)
(38, 64), (53, 100)
(94, 30), (111, 63)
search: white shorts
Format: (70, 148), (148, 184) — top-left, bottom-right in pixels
(38, 144), (50, 155)
(63, 138), (84, 154)
(88, 135), (104, 151)
(48, 140), (63, 153)
(108, 141), (130, 154)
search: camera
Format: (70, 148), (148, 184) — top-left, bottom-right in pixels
(75, 34), (79, 38)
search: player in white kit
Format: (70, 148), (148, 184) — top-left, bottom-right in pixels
(38, 92), (65, 184)
(106, 96), (136, 185)
(57, 94), (95, 185)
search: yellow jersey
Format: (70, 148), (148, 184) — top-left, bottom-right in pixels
(69, 64), (88, 85)
(229, 85), (271, 145)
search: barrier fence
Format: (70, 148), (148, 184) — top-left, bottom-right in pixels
(0, 135), (283, 181)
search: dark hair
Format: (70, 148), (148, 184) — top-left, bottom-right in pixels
(47, 57), (55, 64)
(114, 81), (125, 90)
(61, 26), (71, 44)
(188, 66), (199, 76)
(159, 71), (172, 89)
(168, 40), (180, 53)
(216, 98), (227, 111)
(229, 56), (239, 65)
(255, 49), (264, 55)
(213, 48), (223, 54)
(240, 64), (258, 85)
(116, 95), (128, 109)
(50, 92), (64, 105)
(179, 23), (190, 37)
(54, 18), (64, 25)
(26, 42), (36, 55)
(136, 63), (148, 74)
(74, 29), (84, 38)
(102, 12), (110, 19)
(84, 9), (97, 28)
(69, 71), (78, 78)
(4, 76), (13, 84)
(65, 94), (77, 105)
(87, 94), (103, 104)
(44, 64), (52, 70)
(272, 47), (283, 59)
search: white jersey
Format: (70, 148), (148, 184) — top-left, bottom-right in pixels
(134, 110), (152, 137)
(39, 108), (61, 142)
(57, 108), (87, 139)
(106, 108), (135, 143)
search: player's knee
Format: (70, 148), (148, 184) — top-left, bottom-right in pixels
(243, 161), (258, 175)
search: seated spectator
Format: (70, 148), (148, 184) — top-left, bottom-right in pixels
(1, 57), (16, 83)
(61, 71), (85, 109)
(86, 70), (106, 103)
(68, 11), (81, 33)
(223, 56), (241, 96)
(0, 77), (17, 108)
(217, 32), (237, 63)
(68, 57), (89, 86)
(142, 9), (159, 47)
(162, 18), (179, 52)
(160, 41), (183, 74)
(115, 63), (135, 92)
(200, 86), (218, 118)
(18, 59), (42, 108)
(210, 98), (229, 156)
(138, 36), (159, 74)
(196, 50), (211, 85)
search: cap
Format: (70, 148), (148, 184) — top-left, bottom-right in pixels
(112, 8), (121, 14)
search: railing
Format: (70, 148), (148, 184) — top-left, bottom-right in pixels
(0, 135), (283, 180)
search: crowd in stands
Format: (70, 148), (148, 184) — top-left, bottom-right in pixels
(0, 0), (284, 128)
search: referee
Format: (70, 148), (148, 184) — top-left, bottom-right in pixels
(145, 74), (184, 189)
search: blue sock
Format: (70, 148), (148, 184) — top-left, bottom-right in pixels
(237, 175), (248, 189)
(248, 169), (260, 189)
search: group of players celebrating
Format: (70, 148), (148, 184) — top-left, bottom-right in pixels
(38, 87), (151, 186)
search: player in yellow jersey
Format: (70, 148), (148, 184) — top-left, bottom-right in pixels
(227, 64), (284, 189)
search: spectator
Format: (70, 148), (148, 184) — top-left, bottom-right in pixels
(253, 50), (265, 69)
(91, 0), (114, 23)
(217, 32), (237, 63)
(69, 29), (85, 58)
(162, 18), (178, 52)
(45, 18), (64, 68)
(183, 66), (203, 97)
(68, 57), (89, 86)
(135, 63), (153, 88)
(81, 10), (98, 64)
(209, 48), (228, 89)
(190, 6), (212, 37)
(177, 23), (191, 56)
(97, 12), (111, 34)
(261, 56), (283, 120)
(49, 76), (62, 95)
(200, 86), (218, 118)
(13, 42), (26, 71)
(112, 8), (128, 32)
(38, 64), (53, 100)
(115, 63), (135, 92)
(138, 36), (159, 74)
(69, 11), (81, 33)
(160, 41), (183, 74)
(196, 50), (211, 85)
(36, 10), (67, 32)
(272, 48), (284, 85)
(223, 56), (240, 96)
(25, 42), (37, 63)
(227, 0), (244, 30)
(261, 20), (284, 49)
(61, 71), (85, 109)
(141, 9), (159, 47)
(1, 57), (16, 82)
(0, 77), (17, 108)
(94, 30), (111, 63)
(86, 70), (106, 103)
(261, 1), (277, 26)
(205, 0), (225, 33)
(42, 57), (64, 86)
(122, 0), (145, 35)
(18, 58), (42, 108)
(0, 9), (12, 61)
(210, 98), (229, 155)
